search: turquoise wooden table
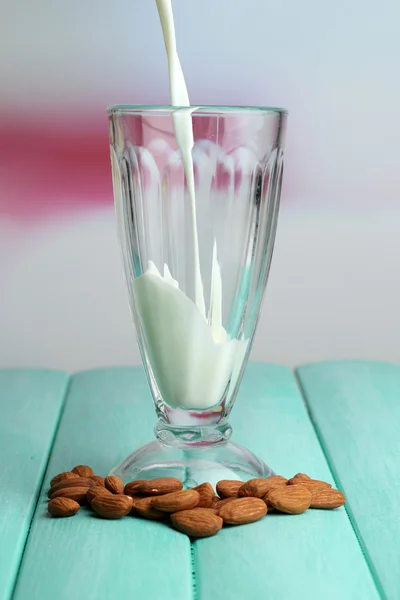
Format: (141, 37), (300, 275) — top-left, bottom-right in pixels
(1, 361), (399, 600)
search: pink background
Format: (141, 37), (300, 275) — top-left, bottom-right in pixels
(1, 0), (400, 369)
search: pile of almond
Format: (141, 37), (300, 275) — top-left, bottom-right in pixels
(47, 466), (346, 538)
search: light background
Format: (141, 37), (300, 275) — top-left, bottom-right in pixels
(1, 0), (399, 370)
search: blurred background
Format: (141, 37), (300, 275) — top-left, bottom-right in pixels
(1, 0), (399, 371)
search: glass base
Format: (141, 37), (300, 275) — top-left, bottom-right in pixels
(110, 436), (274, 489)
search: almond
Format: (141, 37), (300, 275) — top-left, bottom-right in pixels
(218, 497), (267, 525)
(212, 497), (236, 510)
(124, 477), (182, 497)
(193, 507), (219, 515)
(267, 484), (311, 514)
(288, 477), (332, 492)
(124, 480), (147, 497)
(192, 482), (214, 508)
(50, 472), (79, 487)
(291, 473), (311, 481)
(47, 477), (93, 498)
(151, 490), (200, 513)
(140, 477), (182, 495)
(48, 497), (80, 517)
(132, 496), (167, 520)
(216, 480), (243, 499)
(71, 465), (94, 478)
(171, 508), (223, 538)
(287, 479), (332, 496)
(92, 494), (133, 519)
(50, 485), (90, 505)
(105, 475), (124, 495)
(89, 475), (106, 486)
(238, 476), (287, 498)
(310, 488), (346, 509)
(87, 485), (113, 506)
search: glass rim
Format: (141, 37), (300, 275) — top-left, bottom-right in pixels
(108, 104), (288, 116)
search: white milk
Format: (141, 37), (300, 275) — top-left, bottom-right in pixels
(155, 0), (204, 315)
(131, 0), (247, 410)
(133, 261), (244, 410)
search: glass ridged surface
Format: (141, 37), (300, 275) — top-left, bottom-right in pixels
(109, 106), (287, 485)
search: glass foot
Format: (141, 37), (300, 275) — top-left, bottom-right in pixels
(110, 439), (275, 488)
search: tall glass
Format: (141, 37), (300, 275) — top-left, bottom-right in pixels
(109, 105), (287, 486)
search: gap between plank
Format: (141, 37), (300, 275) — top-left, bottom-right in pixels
(183, 464), (198, 600)
(190, 543), (198, 600)
(9, 376), (72, 600)
(294, 371), (387, 600)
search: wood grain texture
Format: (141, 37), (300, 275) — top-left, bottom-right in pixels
(297, 360), (400, 600)
(0, 369), (70, 600)
(12, 368), (192, 600)
(193, 363), (381, 600)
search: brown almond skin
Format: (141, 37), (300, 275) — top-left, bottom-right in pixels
(267, 484), (312, 514)
(151, 490), (200, 513)
(171, 509), (223, 538)
(213, 497), (237, 510)
(132, 497), (167, 520)
(287, 479), (332, 495)
(50, 472), (79, 488)
(92, 494), (133, 519)
(238, 476), (288, 498)
(192, 482), (214, 508)
(105, 475), (124, 495)
(310, 488), (346, 509)
(219, 497), (267, 525)
(89, 475), (106, 486)
(50, 486), (90, 505)
(48, 497), (80, 517)
(263, 494), (276, 512)
(124, 480), (146, 497)
(193, 507), (219, 515)
(87, 485), (113, 506)
(292, 473), (311, 481)
(48, 477), (93, 498)
(216, 480), (243, 499)
(125, 477), (182, 496)
(72, 465), (94, 478)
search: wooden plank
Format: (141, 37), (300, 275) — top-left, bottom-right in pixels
(297, 360), (400, 600)
(13, 368), (193, 600)
(193, 363), (381, 600)
(0, 369), (70, 600)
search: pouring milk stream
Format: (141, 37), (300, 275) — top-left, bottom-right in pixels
(132, 0), (247, 410)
